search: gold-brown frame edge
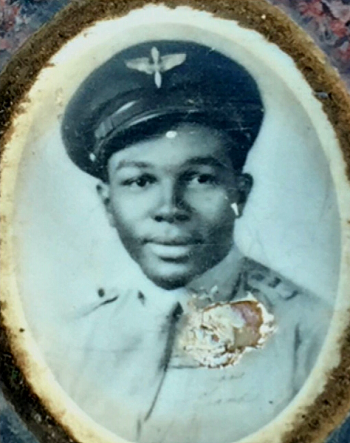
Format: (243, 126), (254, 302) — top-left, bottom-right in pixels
(1, 0), (350, 442)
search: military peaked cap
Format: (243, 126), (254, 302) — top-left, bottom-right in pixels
(62, 40), (264, 179)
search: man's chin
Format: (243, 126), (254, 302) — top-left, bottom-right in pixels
(141, 263), (196, 290)
(148, 275), (191, 290)
(135, 249), (229, 290)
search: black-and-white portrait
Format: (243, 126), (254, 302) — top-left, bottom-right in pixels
(2, 5), (347, 443)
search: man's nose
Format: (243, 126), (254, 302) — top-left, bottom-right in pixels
(153, 181), (190, 223)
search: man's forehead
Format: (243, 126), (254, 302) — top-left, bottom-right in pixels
(108, 123), (233, 171)
(110, 157), (232, 174)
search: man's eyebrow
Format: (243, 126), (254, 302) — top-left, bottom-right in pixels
(113, 156), (229, 171)
(114, 160), (152, 171)
(184, 156), (229, 169)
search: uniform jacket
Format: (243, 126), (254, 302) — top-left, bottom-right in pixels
(46, 247), (332, 443)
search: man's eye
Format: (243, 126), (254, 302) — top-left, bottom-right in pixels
(186, 173), (218, 185)
(122, 175), (155, 188)
(197, 174), (216, 184)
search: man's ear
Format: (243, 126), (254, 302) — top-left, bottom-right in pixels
(96, 181), (116, 228)
(235, 173), (253, 217)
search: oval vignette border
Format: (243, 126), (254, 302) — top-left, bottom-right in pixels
(1, 0), (350, 443)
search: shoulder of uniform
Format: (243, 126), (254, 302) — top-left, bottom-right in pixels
(241, 256), (309, 303)
(240, 257), (332, 342)
(240, 257), (332, 326)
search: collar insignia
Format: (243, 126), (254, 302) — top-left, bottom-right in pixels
(125, 46), (186, 88)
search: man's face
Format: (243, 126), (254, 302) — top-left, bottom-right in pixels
(98, 123), (251, 289)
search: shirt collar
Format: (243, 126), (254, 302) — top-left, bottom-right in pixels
(97, 244), (244, 316)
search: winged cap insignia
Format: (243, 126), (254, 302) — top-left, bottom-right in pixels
(125, 46), (187, 88)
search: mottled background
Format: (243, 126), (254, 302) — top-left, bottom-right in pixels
(0, 0), (350, 442)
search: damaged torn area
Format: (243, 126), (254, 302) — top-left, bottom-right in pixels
(176, 295), (275, 368)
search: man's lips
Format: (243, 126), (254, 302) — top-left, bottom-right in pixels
(143, 236), (203, 260)
(143, 235), (203, 246)
(146, 243), (193, 260)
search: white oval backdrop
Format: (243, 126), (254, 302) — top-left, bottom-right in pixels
(2, 5), (350, 443)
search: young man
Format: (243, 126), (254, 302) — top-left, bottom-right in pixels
(56, 41), (331, 443)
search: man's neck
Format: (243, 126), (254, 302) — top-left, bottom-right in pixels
(186, 244), (243, 303)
